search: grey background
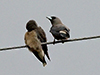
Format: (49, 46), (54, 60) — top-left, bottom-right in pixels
(0, 0), (100, 75)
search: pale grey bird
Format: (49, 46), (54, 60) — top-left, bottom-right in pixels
(26, 20), (51, 61)
(24, 26), (47, 67)
(46, 16), (70, 43)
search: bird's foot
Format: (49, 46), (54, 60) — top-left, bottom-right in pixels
(61, 39), (65, 44)
(53, 39), (56, 45)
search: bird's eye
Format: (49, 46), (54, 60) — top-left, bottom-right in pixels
(52, 16), (56, 19)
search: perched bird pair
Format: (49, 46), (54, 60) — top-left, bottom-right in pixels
(24, 16), (70, 67)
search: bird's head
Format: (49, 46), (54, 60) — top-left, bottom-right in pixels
(46, 16), (62, 25)
(26, 20), (38, 31)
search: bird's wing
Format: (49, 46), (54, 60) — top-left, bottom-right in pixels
(35, 27), (47, 42)
(59, 25), (70, 38)
(50, 25), (70, 38)
(35, 27), (51, 61)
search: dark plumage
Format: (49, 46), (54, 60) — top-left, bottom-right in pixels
(26, 20), (51, 61)
(46, 16), (70, 42)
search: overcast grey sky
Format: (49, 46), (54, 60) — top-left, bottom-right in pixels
(0, 0), (100, 75)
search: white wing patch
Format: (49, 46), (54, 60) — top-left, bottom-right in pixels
(59, 31), (66, 34)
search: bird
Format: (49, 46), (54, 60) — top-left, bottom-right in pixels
(46, 16), (70, 43)
(24, 24), (47, 67)
(26, 20), (51, 61)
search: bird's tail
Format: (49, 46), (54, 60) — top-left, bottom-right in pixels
(42, 45), (51, 61)
(39, 50), (47, 67)
(32, 50), (47, 67)
(45, 52), (51, 61)
(43, 62), (47, 67)
(42, 56), (47, 67)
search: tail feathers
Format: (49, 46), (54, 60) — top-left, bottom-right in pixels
(42, 45), (51, 61)
(43, 62), (47, 67)
(42, 56), (47, 67)
(32, 51), (47, 67)
(45, 52), (51, 61)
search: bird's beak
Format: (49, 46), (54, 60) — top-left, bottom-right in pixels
(46, 16), (52, 20)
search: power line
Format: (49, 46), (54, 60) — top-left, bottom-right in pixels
(0, 35), (100, 51)
(0, 45), (27, 51)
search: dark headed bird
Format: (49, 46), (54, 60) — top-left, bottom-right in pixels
(24, 28), (47, 67)
(26, 20), (51, 61)
(24, 23), (47, 66)
(46, 16), (70, 43)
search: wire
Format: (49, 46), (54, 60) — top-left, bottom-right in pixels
(0, 35), (100, 51)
